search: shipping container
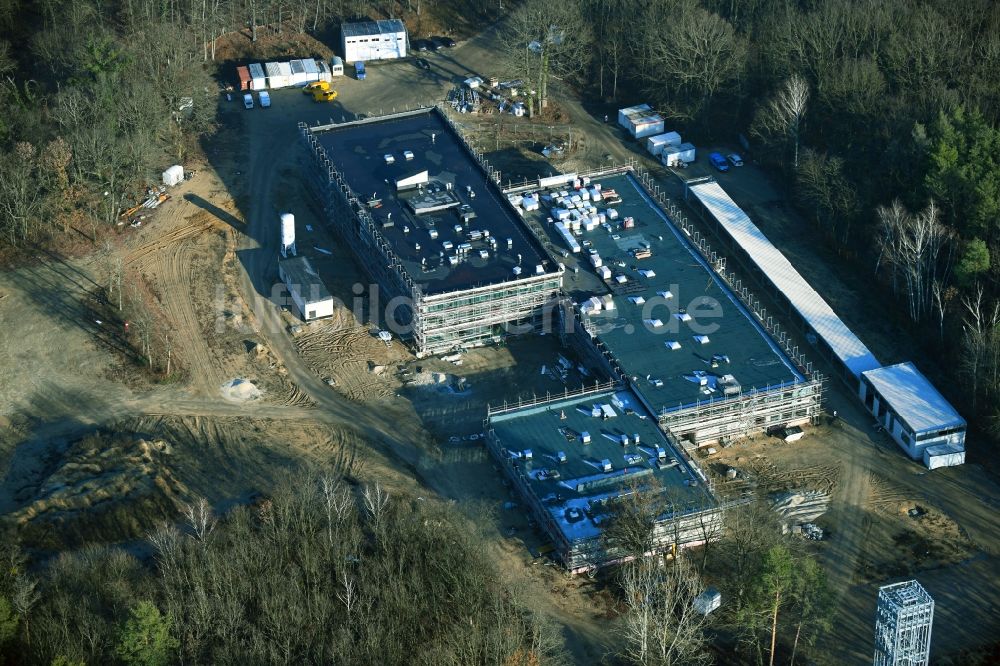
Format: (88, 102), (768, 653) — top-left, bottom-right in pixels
(289, 59), (309, 86)
(646, 132), (681, 156)
(316, 61), (333, 83)
(923, 444), (965, 469)
(661, 142), (696, 167)
(265, 62), (289, 89)
(302, 58), (320, 82)
(278, 61), (294, 87)
(248, 63), (267, 90)
(330, 56), (344, 76)
(236, 65), (251, 91)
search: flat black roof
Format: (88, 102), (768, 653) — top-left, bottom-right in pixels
(525, 173), (803, 412)
(341, 19), (406, 38)
(315, 109), (556, 295)
(490, 389), (716, 545)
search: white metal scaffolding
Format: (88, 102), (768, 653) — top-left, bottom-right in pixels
(874, 580), (934, 666)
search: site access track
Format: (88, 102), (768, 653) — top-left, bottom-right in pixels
(230, 106), (433, 464)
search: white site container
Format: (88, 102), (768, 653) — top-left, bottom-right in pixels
(618, 104), (652, 129)
(289, 59), (309, 86)
(302, 58), (320, 82)
(662, 142), (697, 167)
(646, 132), (681, 157)
(162, 165), (184, 186)
(248, 63), (267, 90)
(923, 444), (965, 470)
(265, 62), (289, 89)
(277, 61), (294, 87)
(330, 56), (344, 76)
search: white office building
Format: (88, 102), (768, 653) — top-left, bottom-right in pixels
(860, 362), (966, 463)
(341, 19), (407, 62)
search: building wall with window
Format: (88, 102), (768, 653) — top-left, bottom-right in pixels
(860, 363), (966, 459)
(341, 20), (407, 62)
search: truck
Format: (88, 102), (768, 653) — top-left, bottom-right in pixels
(355, 61), (366, 80)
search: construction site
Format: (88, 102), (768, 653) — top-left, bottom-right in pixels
(486, 384), (723, 572)
(300, 107), (563, 356)
(2, 23), (998, 666)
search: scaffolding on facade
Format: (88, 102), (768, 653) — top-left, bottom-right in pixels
(299, 109), (563, 357)
(874, 580), (934, 666)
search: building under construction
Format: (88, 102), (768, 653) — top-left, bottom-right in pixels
(510, 169), (823, 446)
(486, 383), (723, 572)
(300, 107), (562, 356)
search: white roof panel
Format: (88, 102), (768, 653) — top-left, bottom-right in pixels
(862, 363), (965, 434)
(688, 181), (880, 377)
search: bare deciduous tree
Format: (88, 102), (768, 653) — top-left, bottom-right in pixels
(876, 199), (953, 322)
(634, 0), (745, 122)
(752, 73), (809, 168)
(183, 498), (216, 542)
(619, 553), (712, 666)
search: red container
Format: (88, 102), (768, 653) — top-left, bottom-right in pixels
(236, 66), (251, 91)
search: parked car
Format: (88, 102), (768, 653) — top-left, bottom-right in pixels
(411, 38), (430, 52)
(355, 61), (366, 80)
(258, 91), (271, 108)
(429, 36), (448, 50)
(727, 153), (744, 167)
(242, 93), (253, 109)
(439, 36), (456, 47)
(709, 152), (729, 172)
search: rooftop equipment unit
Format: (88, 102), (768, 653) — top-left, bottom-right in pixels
(601, 459), (613, 472)
(523, 449), (532, 460)
(557, 451), (567, 463)
(581, 431), (591, 443)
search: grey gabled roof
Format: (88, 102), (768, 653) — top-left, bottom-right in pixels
(688, 180), (880, 378)
(342, 19), (406, 38)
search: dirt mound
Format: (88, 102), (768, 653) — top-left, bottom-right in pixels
(9, 433), (189, 548)
(221, 377), (262, 402)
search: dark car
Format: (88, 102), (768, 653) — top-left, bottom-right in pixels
(430, 36), (449, 50)
(411, 38), (430, 52)
(414, 57), (430, 70)
(440, 36), (456, 47)
(709, 152), (730, 172)
(426, 38), (443, 51)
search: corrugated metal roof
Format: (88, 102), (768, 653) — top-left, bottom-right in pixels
(862, 363), (965, 434)
(342, 19), (406, 38)
(688, 181), (880, 377)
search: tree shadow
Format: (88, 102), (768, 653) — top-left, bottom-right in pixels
(182, 193), (247, 231)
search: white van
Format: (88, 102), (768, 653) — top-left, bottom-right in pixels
(243, 93), (254, 109)
(259, 91), (271, 108)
